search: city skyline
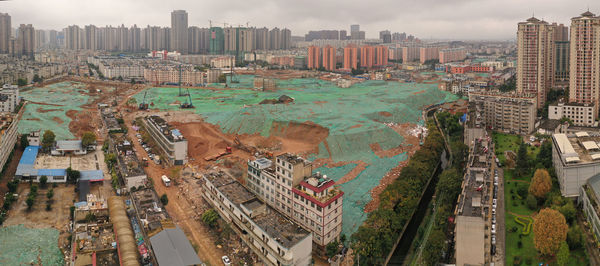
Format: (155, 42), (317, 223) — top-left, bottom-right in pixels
(0, 0), (599, 40)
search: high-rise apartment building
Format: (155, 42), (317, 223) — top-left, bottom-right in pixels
(322, 45), (336, 71)
(439, 47), (467, 63)
(84, 25), (97, 50)
(380, 30), (391, 43)
(307, 46), (320, 69)
(402, 45), (420, 63)
(254, 27), (269, 50)
(17, 24), (35, 58)
(569, 11), (600, 112)
(0, 13), (10, 54)
(170, 10), (188, 54)
(209, 27), (224, 54)
(360, 45), (374, 68)
(65, 25), (81, 50)
(420, 46), (440, 64)
(188, 26), (210, 54)
(517, 17), (556, 108)
(374, 45), (389, 66)
(343, 45), (358, 70)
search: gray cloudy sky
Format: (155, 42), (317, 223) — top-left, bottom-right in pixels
(1, 0), (598, 40)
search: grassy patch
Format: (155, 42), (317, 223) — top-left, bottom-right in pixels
(505, 179), (533, 216)
(505, 213), (536, 265)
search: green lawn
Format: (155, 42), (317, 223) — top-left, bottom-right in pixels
(505, 213), (536, 265)
(492, 132), (540, 165)
(505, 180), (534, 216)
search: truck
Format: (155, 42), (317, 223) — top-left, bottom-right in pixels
(161, 175), (171, 187)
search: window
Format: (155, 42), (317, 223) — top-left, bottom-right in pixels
(317, 206), (322, 212)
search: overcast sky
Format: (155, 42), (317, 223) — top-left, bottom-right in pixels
(1, 0), (598, 40)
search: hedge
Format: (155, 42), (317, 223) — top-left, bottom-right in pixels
(515, 216), (533, 235)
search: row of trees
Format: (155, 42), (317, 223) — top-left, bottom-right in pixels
(350, 120), (446, 265)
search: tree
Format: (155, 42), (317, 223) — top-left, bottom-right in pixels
(533, 208), (568, 256)
(326, 241), (339, 258)
(516, 141), (529, 177)
(559, 201), (576, 225)
(81, 132), (96, 149)
(41, 130), (56, 153)
(39, 176), (48, 188)
(66, 167), (81, 184)
(536, 141), (553, 169)
(201, 209), (219, 228)
(32, 74), (42, 83)
(556, 242), (570, 266)
(529, 169), (552, 198)
(46, 189), (54, 200)
(567, 225), (584, 250)
(17, 78), (27, 87)
(105, 153), (117, 168)
(340, 234), (347, 244)
(217, 74), (227, 83)
(160, 193), (169, 205)
(7, 179), (18, 193)
(20, 134), (29, 149)
(526, 194), (537, 210)
(26, 196), (35, 210)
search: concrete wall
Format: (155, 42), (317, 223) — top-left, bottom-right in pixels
(552, 140), (600, 197)
(580, 186), (600, 240)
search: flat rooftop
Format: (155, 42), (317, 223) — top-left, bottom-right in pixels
(553, 133), (600, 165)
(147, 115), (186, 143)
(455, 215), (485, 266)
(205, 171), (310, 248)
(277, 153), (310, 165)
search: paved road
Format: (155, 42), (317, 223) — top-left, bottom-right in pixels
(495, 162), (506, 266)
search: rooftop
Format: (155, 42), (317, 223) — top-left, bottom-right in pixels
(150, 227), (202, 266)
(147, 115), (186, 143)
(205, 171), (311, 248)
(277, 153), (311, 165)
(455, 216), (485, 266)
(553, 133), (600, 165)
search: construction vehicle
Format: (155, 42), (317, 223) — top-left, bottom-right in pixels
(178, 64), (189, 96)
(180, 89), (194, 109)
(234, 137), (257, 154)
(139, 91), (149, 110)
(161, 175), (171, 187)
(204, 146), (233, 161)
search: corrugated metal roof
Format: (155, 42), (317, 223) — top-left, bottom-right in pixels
(591, 154), (600, 160)
(80, 170), (104, 181)
(55, 140), (82, 151)
(37, 169), (66, 176)
(576, 132), (590, 137)
(150, 227), (202, 266)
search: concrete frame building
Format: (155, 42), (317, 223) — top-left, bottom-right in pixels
(548, 102), (597, 127)
(439, 47), (467, 63)
(171, 10), (189, 54)
(360, 45), (374, 68)
(402, 46), (420, 63)
(0, 113), (19, 176)
(580, 174), (600, 242)
(419, 46), (440, 64)
(322, 45), (336, 71)
(202, 171), (313, 266)
(246, 154), (344, 254)
(16, 24), (35, 58)
(517, 17), (556, 109)
(142, 115), (188, 166)
(569, 11), (600, 114)
(0, 84), (20, 113)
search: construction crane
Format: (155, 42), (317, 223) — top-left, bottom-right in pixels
(139, 91), (148, 110)
(178, 64), (189, 96)
(180, 89), (194, 109)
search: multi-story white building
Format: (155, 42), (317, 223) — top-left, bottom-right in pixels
(143, 66), (205, 86)
(469, 91), (537, 135)
(142, 115), (188, 165)
(580, 174), (600, 242)
(202, 171), (312, 266)
(552, 132), (600, 197)
(548, 102), (597, 127)
(0, 113), (19, 174)
(211, 56), (235, 68)
(247, 154), (344, 254)
(0, 84), (20, 113)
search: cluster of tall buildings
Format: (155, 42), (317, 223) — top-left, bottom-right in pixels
(304, 24), (415, 44)
(517, 10), (600, 122)
(0, 10), (292, 58)
(307, 44), (388, 71)
(0, 13), (35, 58)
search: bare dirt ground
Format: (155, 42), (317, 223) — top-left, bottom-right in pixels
(3, 184), (77, 253)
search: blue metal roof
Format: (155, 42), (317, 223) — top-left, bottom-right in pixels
(171, 129), (182, 137)
(19, 146), (39, 165)
(80, 170), (104, 181)
(37, 169), (67, 177)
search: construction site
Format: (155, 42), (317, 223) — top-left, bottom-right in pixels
(128, 74), (456, 237)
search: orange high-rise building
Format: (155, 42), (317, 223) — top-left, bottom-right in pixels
(360, 45), (374, 68)
(322, 45), (336, 71)
(569, 11), (600, 112)
(374, 45), (389, 66)
(343, 45), (358, 70)
(308, 45), (320, 69)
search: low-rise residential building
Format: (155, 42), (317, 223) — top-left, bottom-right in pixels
(143, 65), (206, 86)
(0, 113), (19, 173)
(439, 47), (467, 63)
(0, 84), (20, 113)
(207, 69), (222, 83)
(27, 130), (40, 146)
(141, 115), (188, 165)
(548, 102), (597, 127)
(552, 132), (600, 197)
(113, 139), (147, 190)
(247, 154), (344, 254)
(469, 91), (537, 135)
(202, 171), (313, 266)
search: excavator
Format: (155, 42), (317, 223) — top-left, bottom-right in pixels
(139, 91), (149, 110)
(180, 89), (194, 109)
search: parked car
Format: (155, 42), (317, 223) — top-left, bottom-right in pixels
(492, 236), (496, 245)
(222, 256), (231, 266)
(491, 224), (496, 234)
(493, 199), (497, 209)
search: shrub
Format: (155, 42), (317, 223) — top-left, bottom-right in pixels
(526, 194), (537, 210)
(160, 194), (168, 206)
(513, 255), (522, 265)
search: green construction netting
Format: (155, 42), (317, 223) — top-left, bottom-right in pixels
(18, 81), (113, 140)
(0, 224), (64, 265)
(134, 75), (457, 237)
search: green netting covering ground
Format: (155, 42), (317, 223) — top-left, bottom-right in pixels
(18, 81), (113, 140)
(0, 225), (64, 265)
(135, 75), (457, 237)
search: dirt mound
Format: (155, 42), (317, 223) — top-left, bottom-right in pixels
(67, 110), (100, 138)
(52, 117), (64, 125)
(379, 111), (393, 117)
(269, 121), (329, 145)
(36, 108), (61, 113)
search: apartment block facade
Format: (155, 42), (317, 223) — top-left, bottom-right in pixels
(141, 115), (188, 165)
(517, 17), (556, 109)
(246, 154), (344, 253)
(569, 11), (600, 114)
(548, 102), (597, 127)
(469, 91), (537, 135)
